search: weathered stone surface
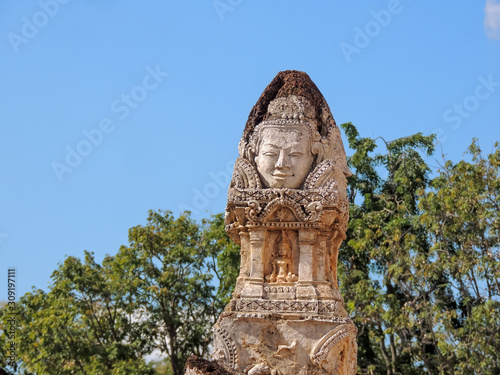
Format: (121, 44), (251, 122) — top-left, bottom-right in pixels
(184, 356), (237, 375)
(212, 70), (357, 375)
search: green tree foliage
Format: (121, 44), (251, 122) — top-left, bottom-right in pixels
(339, 123), (437, 374)
(1, 251), (155, 375)
(1, 126), (498, 374)
(418, 140), (500, 374)
(112, 210), (216, 375)
(201, 213), (240, 308)
(339, 123), (499, 374)
(0, 211), (238, 375)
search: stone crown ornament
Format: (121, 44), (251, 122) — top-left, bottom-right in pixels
(212, 70), (357, 375)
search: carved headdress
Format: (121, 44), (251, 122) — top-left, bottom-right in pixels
(226, 70), (352, 231)
(238, 70), (351, 181)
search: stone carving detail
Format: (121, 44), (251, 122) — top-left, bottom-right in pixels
(213, 70), (357, 375)
(264, 284), (296, 300)
(231, 157), (263, 190)
(212, 327), (238, 370)
(303, 159), (338, 190)
(247, 363), (272, 375)
(235, 298), (340, 315)
(266, 231), (297, 283)
(236, 299), (317, 313)
(311, 325), (358, 374)
(225, 187), (343, 235)
(264, 285), (296, 293)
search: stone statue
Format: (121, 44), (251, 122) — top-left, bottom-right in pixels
(267, 230), (297, 283)
(212, 70), (357, 375)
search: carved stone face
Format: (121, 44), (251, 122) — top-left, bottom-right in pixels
(254, 127), (314, 188)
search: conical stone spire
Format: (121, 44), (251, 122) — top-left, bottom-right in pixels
(244, 71), (334, 137)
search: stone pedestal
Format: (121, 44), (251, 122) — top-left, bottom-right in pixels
(212, 70), (357, 375)
(215, 313), (356, 375)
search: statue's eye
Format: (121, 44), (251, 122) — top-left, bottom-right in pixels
(263, 152), (277, 156)
(289, 152), (303, 157)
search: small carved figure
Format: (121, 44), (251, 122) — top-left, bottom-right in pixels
(266, 231), (298, 283)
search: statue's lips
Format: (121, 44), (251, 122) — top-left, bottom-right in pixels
(272, 172), (294, 179)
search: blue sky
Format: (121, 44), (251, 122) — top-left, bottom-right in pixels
(1, 1), (499, 298)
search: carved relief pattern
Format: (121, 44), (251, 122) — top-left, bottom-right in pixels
(311, 325), (357, 366)
(212, 327), (238, 369)
(257, 197), (311, 223)
(236, 299), (317, 313)
(230, 158), (262, 189)
(245, 200), (262, 221)
(245, 221), (320, 229)
(303, 160), (337, 190)
(264, 285), (296, 294)
(264, 285), (297, 300)
(226, 171), (348, 230)
(236, 299), (340, 314)
(227, 184), (340, 208)
(318, 300), (339, 313)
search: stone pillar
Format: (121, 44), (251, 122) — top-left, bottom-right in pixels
(211, 70), (357, 375)
(240, 229), (265, 298)
(296, 229), (318, 299)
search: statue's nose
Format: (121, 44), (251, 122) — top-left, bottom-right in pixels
(275, 151), (290, 168)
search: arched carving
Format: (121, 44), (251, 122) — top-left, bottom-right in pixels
(230, 157), (262, 189)
(311, 324), (357, 370)
(303, 159), (336, 190)
(212, 327), (238, 370)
